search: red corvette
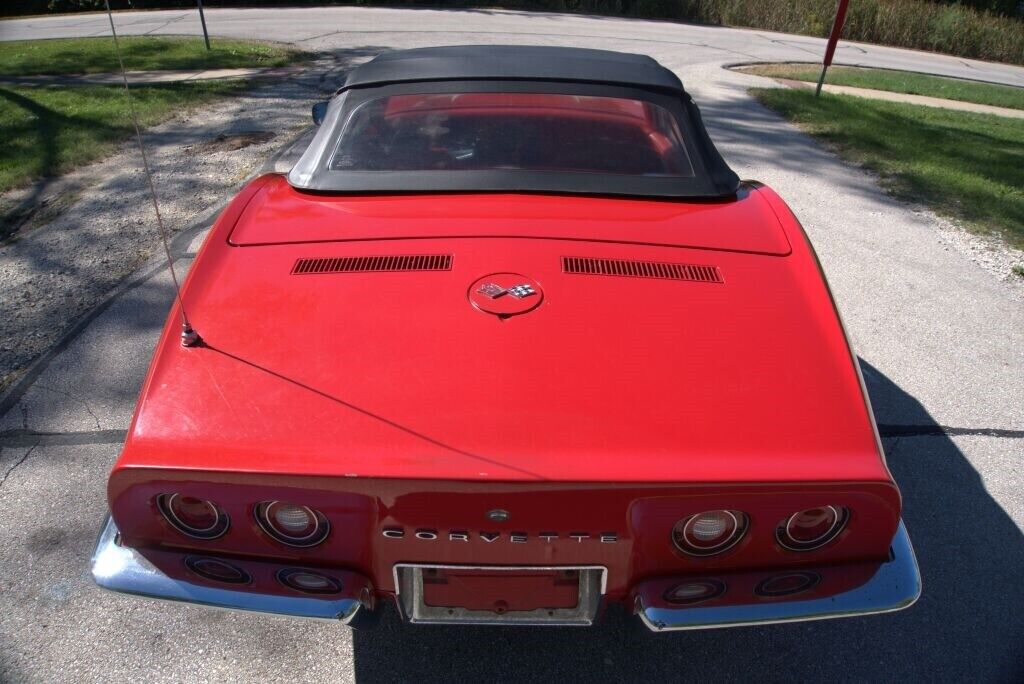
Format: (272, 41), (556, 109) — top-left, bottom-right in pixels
(91, 46), (920, 630)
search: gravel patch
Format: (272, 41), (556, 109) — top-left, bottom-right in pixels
(830, 159), (1024, 292)
(0, 67), (344, 395)
(188, 130), (278, 154)
(932, 217), (1024, 289)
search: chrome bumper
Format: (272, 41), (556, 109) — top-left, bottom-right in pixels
(93, 515), (920, 631)
(636, 520), (921, 632)
(91, 516), (368, 623)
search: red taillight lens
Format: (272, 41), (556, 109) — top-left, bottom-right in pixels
(777, 505), (848, 551)
(255, 501), (330, 547)
(671, 510), (748, 556)
(157, 493), (229, 539)
(663, 579), (726, 605)
(755, 572), (820, 598)
(278, 568), (342, 595)
(185, 556), (250, 584)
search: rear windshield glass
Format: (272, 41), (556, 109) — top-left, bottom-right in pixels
(329, 93), (694, 177)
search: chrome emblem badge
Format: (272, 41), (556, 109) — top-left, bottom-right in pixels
(477, 282), (537, 299)
(487, 509), (510, 522)
(477, 282), (507, 299)
(507, 284), (536, 299)
(381, 527), (618, 544)
(469, 273), (543, 317)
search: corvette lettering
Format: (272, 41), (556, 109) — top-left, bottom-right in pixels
(382, 528), (617, 543)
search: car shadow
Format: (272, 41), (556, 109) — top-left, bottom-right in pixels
(350, 360), (1023, 682)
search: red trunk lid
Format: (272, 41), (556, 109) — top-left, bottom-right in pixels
(227, 177), (791, 256)
(118, 176), (889, 487)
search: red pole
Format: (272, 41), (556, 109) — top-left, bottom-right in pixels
(816, 0), (850, 97)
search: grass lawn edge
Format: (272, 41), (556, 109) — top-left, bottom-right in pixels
(735, 63), (1024, 111)
(749, 86), (1024, 271)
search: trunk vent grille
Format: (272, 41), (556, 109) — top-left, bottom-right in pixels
(292, 255), (452, 275)
(561, 257), (723, 283)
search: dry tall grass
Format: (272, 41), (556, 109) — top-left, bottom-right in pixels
(683, 0), (1023, 64)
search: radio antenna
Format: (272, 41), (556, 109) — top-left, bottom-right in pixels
(104, 1), (199, 347)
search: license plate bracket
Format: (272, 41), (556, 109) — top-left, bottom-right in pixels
(394, 564), (607, 626)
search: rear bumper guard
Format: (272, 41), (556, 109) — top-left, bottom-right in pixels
(91, 515), (370, 623)
(634, 520), (921, 632)
(92, 515), (919, 631)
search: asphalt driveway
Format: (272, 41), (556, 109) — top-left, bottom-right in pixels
(0, 7), (1022, 683)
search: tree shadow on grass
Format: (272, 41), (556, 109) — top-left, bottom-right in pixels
(702, 83), (1024, 246)
(0, 83), (212, 239)
(0, 87), (70, 237)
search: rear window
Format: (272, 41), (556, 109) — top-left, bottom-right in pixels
(329, 93), (694, 177)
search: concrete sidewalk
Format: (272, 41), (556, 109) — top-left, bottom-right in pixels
(0, 65), (305, 87)
(778, 77), (1024, 119)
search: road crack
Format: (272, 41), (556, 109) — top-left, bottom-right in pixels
(36, 384), (102, 430)
(0, 440), (39, 491)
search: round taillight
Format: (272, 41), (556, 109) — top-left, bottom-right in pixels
(671, 510), (748, 556)
(255, 501), (330, 547)
(663, 579), (726, 605)
(755, 572), (820, 598)
(157, 493), (229, 539)
(777, 505), (848, 551)
(278, 568), (342, 595)
(185, 556), (250, 584)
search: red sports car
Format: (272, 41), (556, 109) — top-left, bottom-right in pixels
(91, 46), (920, 630)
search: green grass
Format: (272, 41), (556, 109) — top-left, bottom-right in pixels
(752, 88), (1024, 249)
(0, 37), (307, 77)
(0, 36), (307, 200)
(0, 81), (248, 199)
(742, 64), (1024, 111)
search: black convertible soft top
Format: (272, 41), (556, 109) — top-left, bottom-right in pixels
(341, 45), (685, 94)
(290, 46), (739, 198)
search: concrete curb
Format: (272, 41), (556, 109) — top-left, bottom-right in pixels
(723, 60), (1024, 89)
(775, 77), (1024, 119)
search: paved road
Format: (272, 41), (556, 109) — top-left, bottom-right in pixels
(1, 7), (1022, 684)
(3, 6), (1024, 87)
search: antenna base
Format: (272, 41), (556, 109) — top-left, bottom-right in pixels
(181, 324), (201, 347)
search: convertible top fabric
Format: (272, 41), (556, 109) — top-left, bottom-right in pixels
(341, 46), (685, 94)
(289, 47), (740, 198)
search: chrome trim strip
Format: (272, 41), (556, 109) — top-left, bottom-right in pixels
(254, 501), (331, 548)
(637, 520), (921, 632)
(157, 493), (229, 540)
(393, 563), (608, 626)
(782, 205), (893, 475)
(673, 510), (747, 557)
(91, 515), (364, 622)
(777, 505), (848, 552)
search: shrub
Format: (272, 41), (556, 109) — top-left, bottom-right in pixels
(676, 0), (1024, 64)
